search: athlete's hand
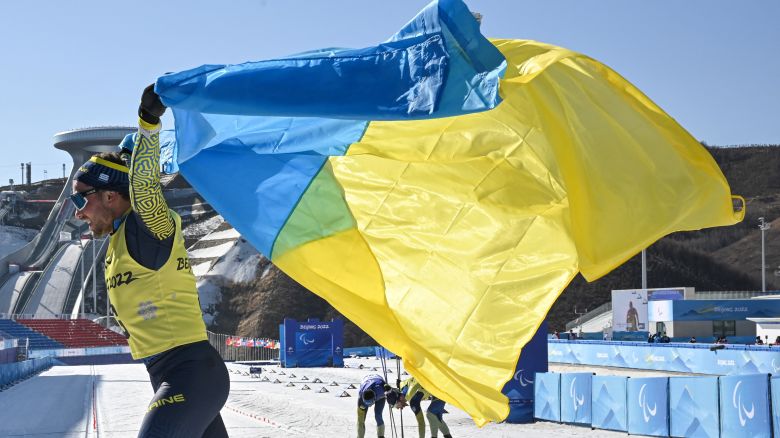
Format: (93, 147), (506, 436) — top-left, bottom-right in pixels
(138, 83), (166, 125)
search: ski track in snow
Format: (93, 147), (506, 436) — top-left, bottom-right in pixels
(0, 358), (634, 437)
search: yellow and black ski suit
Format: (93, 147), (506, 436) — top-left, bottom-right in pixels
(107, 119), (229, 438)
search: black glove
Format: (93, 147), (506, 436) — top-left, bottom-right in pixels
(138, 83), (166, 125)
(386, 388), (401, 406)
(119, 147), (132, 167)
(117, 133), (136, 167)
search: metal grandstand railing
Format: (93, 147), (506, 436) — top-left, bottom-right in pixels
(565, 301), (612, 330)
(207, 331), (279, 362)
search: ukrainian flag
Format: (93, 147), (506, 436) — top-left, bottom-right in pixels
(155, 0), (742, 424)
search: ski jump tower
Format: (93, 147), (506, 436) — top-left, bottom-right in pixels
(0, 127), (137, 312)
(49, 126), (135, 249)
(54, 126), (135, 168)
(7, 127), (134, 271)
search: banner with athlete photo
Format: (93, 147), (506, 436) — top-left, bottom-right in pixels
(612, 289), (648, 332)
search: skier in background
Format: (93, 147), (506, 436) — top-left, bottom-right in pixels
(400, 376), (453, 438)
(357, 374), (401, 438)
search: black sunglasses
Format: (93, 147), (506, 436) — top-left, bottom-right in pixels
(69, 188), (100, 211)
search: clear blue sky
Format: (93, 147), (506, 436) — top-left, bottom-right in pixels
(1, 0), (778, 185)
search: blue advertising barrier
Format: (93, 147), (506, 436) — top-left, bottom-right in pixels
(560, 373), (592, 425)
(771, 376), (780, 437)
(533, 372), (560, 422)
(549, 340), (780, 375)
(669, 376), (719, 438)
(343, 346), (376, 357)
(503, 322), (548, 423)
(627, 377), (669, 437)
(591, 375), (628, 432)
(719, 374), (771, 438)
(0, 356), (54, 387)
(537, 371), (780, 437)
(374, 346), (398, 359)
(279, 318), (343, 368)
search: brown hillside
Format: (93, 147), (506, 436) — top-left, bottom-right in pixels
(548, 145), (780, 330)
(210, 256), (375, 346)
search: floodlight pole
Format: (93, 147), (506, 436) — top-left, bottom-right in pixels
(759, 217), (771, 292)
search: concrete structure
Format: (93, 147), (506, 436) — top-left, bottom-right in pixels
(749, 318), (780, 343)
(748, 294), (780, 343)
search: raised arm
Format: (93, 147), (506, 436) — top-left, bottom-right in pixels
(129, 85), (174, 240)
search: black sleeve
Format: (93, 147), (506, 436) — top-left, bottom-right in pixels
(125, 212), (174, 270)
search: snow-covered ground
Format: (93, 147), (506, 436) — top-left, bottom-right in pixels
(0, 225), (37, 259)
(0, 357), (664, 437)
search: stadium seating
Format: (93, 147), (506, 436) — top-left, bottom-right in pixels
(0, 319), (63, 350)
(16, 319), (127, 349)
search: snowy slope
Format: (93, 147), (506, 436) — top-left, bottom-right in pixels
(191, 223), (265, 326)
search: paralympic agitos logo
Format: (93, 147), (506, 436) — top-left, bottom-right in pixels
(732, 380), (756, 427)
(569, 377), (585, 413)
(514, 369), (534, 387)
(638, 384), (657, 422)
